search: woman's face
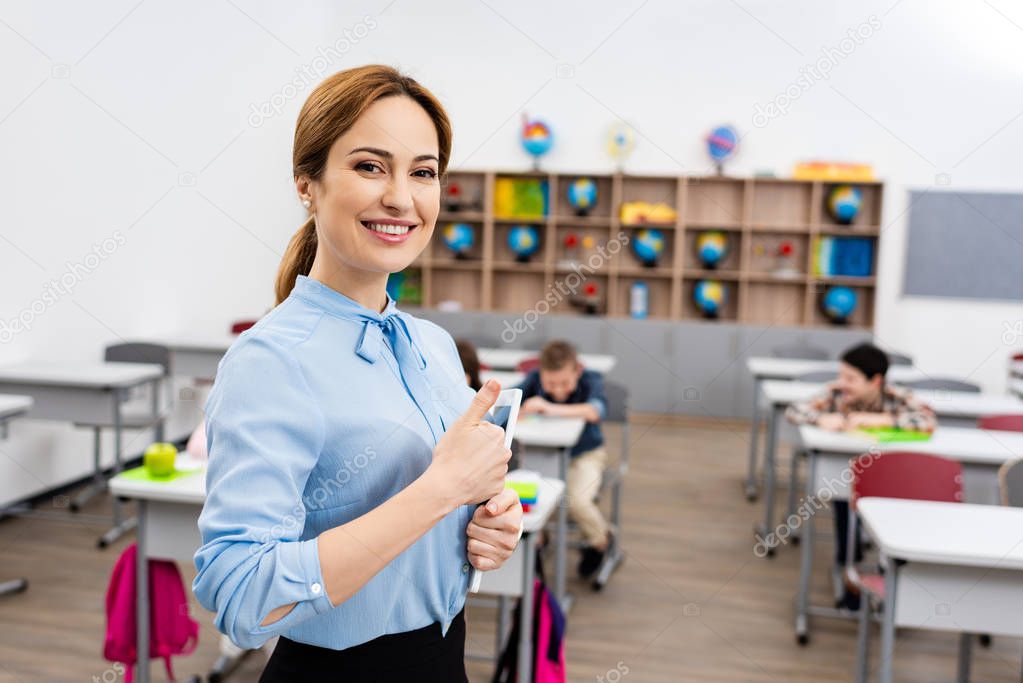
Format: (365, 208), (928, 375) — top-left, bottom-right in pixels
(301, 95), (440, 277)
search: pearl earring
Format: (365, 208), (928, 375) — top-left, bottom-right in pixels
(302, 199), (311, 209)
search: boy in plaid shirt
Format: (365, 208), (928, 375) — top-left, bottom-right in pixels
(785, 342), (935, 608)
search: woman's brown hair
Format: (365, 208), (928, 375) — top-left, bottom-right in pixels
(274, 65), (453, 305)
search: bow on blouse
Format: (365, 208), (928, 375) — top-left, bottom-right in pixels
(354, 313), (445, 443)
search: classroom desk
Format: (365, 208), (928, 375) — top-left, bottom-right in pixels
(513, 415), (585, 611)
(743, 357), (923, 500)
(150, 336), (237, 380)
(110, 461), (563, 683)
(481, 369), (524, 388)
(477, 348), (616, 374)
(792, 424), (1023, 644)
(1011, 361), (1023, 380)
(754, 381), (1023, 551)
(0, 394), (33, 597)
(858, 499), (1023, 683)
(0, 362), (166, 547)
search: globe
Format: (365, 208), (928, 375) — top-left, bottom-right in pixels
(696, 231), (728, 268)
(632, 228), (665, 267)
(694, 279), (727, 319)
(567, 178), (598, 215)
(822, 286), (857, 324)
(441, 222), (474, 257)
(706, 125), (738, 164)
(508, 225), (540, 262)
(606, 121), (636, 166)
(521, 118), (553, 160)
(827, 185), (863, 224)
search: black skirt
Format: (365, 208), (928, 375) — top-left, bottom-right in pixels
(258, 609), (468, 683)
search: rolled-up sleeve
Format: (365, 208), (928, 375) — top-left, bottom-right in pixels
(192, 336), (333, 650)
(585, 372), (607, 421)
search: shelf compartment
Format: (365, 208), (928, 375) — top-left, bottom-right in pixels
(429, 269), (483, 311)
(490, 270), (547, 314)
(494, 222), (545, 265)
(682, 276), (739, 322)
(685, 177), (744, 225)
(683, 228), (742, 271)
(621, 226), (674, 271)
(432, 219), (484, 263)
(616, 276), (672, 319)
(744, 280), (805, 326)
(750, 179), (812, 226)
(552, 174), (614, 220)
(808, 282), (875, 328)
(748, 232), (809, 277)
(818, 182), (883, 229)
(442, 172), (486, 214)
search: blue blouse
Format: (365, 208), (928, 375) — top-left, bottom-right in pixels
(192, 275), (477, 651)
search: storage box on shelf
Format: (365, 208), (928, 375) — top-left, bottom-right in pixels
(410, 171), (881, 328)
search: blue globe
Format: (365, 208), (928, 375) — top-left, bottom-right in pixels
(822, 286), (858, 323)
(508, 225), (540, 262)
(694, 280), (727, 319)
(696, 231), (728, 268)
(707, 125), (738, 163)
(567, 178), (598, 215)
(441, 222), (474, 256)
(632, 228), (665, 267)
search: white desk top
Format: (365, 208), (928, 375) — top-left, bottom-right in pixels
(799, 424), (1023, 466)
(481, 369), (524, 388)
(746, 356), (922, 383)
(109, 455), (206, 504)
(154, 335), (238, 354)
(0, 394), (33, 421)
(514, 474), (565, 533)
(762, 380), (1022, 418)
(0, 362), (164, 389)
(477, 348), (616, 374)
(514, 415), (586, 449)
(858, 498), (1023, 571)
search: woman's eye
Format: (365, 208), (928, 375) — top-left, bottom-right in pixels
(356, 161), (383, 173)
(413, 168), (438, 179)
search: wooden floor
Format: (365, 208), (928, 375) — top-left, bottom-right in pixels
(1, 420), (1021, 682)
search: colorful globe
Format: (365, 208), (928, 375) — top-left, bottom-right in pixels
(632, 228), (665, 267)
(827, 185), (863, 224)
(822, 286), (858, 323)
(508, 225), (540, 261)
(694, 280), (727, 319)
(696, 231), (728, 268)
(521, 118), (553, 159)
(706, 125), (738, 163)
(567, 178), (598, 215)
(606, 122), (636, 165)
(441, 222), (474, 256)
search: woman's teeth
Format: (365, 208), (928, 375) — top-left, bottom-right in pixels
(363, 222), (411, 235)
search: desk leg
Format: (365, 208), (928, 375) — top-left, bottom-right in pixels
(744, 378), (763, 501)
(555, 447), (569, 611)
(136, 499), (150, 683)
(795, 450), (817, 645)
(878, 559), (899, 683)
(100, 389), (136, 548)
(957, 632), (972, 683)
(755, 405), (780, 557)
(518, 533), (536, 683)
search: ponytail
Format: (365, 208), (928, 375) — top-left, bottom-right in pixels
(274, 215), (317, 305)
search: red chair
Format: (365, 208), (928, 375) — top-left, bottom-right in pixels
(515, 357), (540, 374)
(230, 320), (258, 335)
(849, 452), (963, 683)
(977, 414), (1023, 432)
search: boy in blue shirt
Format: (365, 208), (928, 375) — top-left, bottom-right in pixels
(519, 340), (611, 578)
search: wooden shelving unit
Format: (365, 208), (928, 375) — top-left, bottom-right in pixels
(412, 171), (883, 328)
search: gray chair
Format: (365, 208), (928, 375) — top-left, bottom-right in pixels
(1000, 459), (1023, 508)
(886, 351), (913, 366)
(771, 345), (829, 360)
(901, 378), (981, 394)
(591, 380), (630, 590)
(73, 343), (171, 547)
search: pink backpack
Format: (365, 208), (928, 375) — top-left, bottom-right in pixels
(104, 542), (199, 682)
(493, 578), (567, 683)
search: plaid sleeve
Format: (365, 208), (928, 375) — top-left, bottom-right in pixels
(785, 390), (836, 426)
(890, 388), (937, 432)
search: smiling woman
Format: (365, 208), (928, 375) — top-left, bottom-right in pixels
(192, 65), (523, 683)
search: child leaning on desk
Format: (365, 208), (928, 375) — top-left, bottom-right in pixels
(784, 342), (936, 610)
(518, 340), (612, 580)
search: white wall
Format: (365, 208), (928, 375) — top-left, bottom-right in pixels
(1, 0), (1022, 502)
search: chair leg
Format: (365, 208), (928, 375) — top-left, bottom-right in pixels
(787, 449), (801, 543)
(855, 596), (872, 683)
(0, 578), (28, 596)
